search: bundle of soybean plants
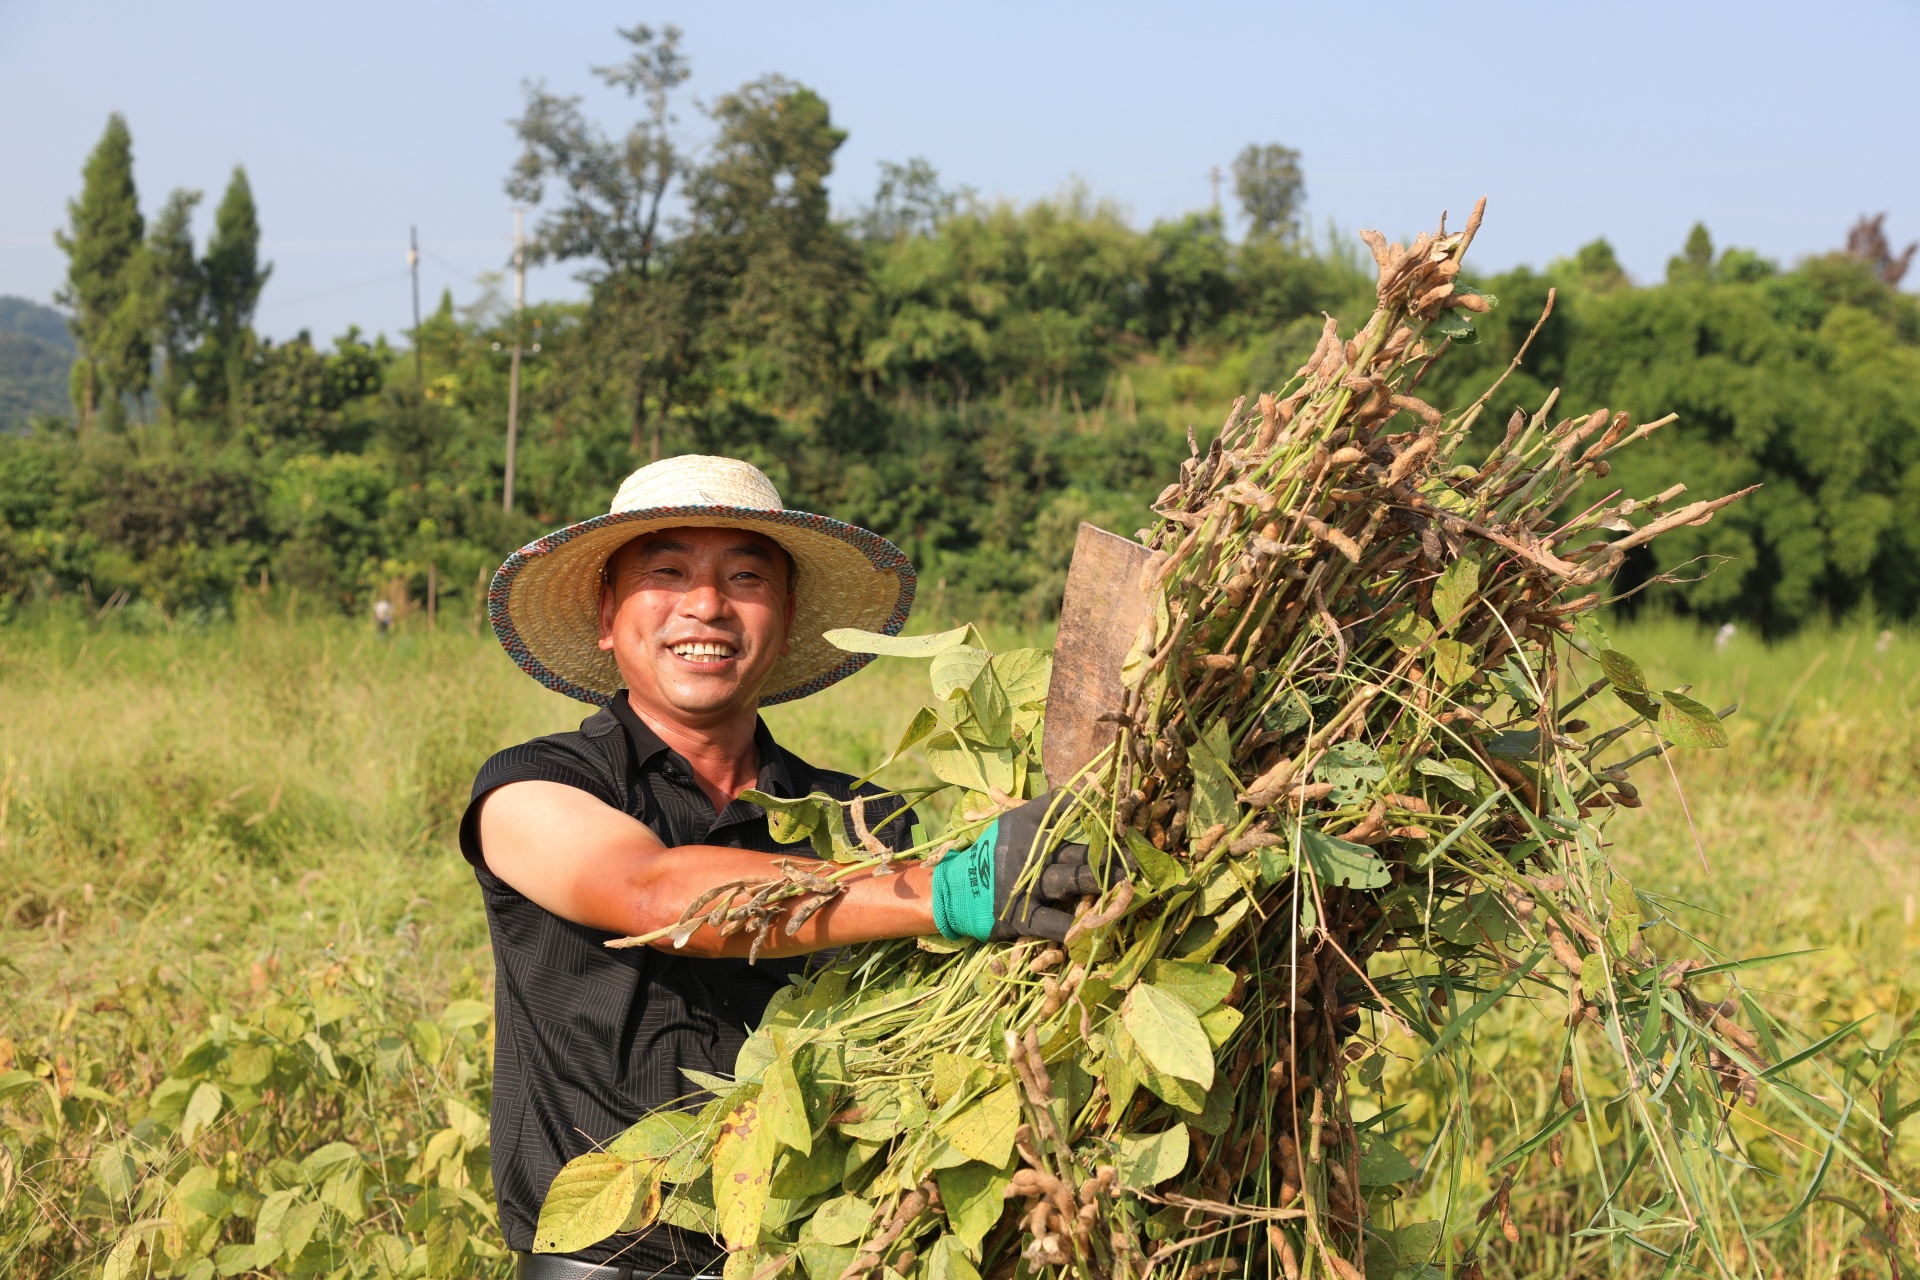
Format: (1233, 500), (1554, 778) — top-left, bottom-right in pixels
(536, 203), (1916, 1280)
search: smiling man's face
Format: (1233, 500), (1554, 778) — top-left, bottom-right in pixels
(597, 526), (797, 728)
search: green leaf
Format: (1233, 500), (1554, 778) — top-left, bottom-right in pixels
(609, 1111), (704, 1182)
(938, 1082), (1021, 1167)
(1123, 827), (1188, 894)
(425, 1213), (470, 1278)
(1580, 952), (1608, 1001)
(930, 645), (993, 699)
(962, 662), (1012, 747)
(807, 1194), (874, 1246)
(179, 1080), (223, 1144)
(712, 1099), (775, 1249)
(1432, 556), (1480, 632)
(533, 1152), (649, 1254)
(1315, 740), (1384, 805)
(1300, 827), (1390, 890)
(1121, 983), (1215, 1087)
(924, 731), (1001, 795)
(936, 1161), (1010, 1253)
(1141, 960), (1235, 1013)
(1431, 638), (1476, 687)
(1597, 649), (1649, 692)
(1380, 609), (1435, 652)
(1115, 1125), (1190, 1188)
(992, 648), (1053, 710)
(1366, 1220), (1442, 1275)
(771, 1134), (848, 1199)
(1187, 718), (1240, 838)
(1356, 1137), (1418, 1187)
(1199, 1004), (1244, 1049)
(927, 1233), (982, 1280)
(823, 625), (978, 658)
(930, 1053), (993, 1106)
(761, 1050), (813, 1156)
(298, 1140), (359, 1183)
(1658, 690), (1729, 748)
(1415, 756), (1479, 792)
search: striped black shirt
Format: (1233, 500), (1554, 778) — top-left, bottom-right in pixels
(459, 693), (911, 1269)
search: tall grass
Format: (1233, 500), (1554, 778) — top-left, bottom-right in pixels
(0, 605), (1913, 1278)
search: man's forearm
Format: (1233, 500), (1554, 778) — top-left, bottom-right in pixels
(613, 845), (935, 958)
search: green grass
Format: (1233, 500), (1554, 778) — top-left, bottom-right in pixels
(0, 604), (1913, 1278)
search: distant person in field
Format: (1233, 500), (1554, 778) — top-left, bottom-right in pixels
(463, 455), (1102, 1277)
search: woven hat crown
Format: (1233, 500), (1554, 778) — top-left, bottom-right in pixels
(611, 455), (783, 515)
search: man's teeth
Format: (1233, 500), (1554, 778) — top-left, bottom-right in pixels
(672, 641), (736, 660)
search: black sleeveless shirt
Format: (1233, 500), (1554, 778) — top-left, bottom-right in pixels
(459, 694), (911, 1268)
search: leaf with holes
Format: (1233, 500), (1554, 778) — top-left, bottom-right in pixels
(1301, 827), (1390, 890)
(533, 1153), (652, 1254)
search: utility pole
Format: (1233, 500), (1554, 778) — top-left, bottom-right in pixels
(503, 207), (524, 515)
(1209, 165), (1222, 215)
(409, 225), (422, 381)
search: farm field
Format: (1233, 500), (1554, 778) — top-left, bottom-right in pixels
(1, 604), (1915, 1279)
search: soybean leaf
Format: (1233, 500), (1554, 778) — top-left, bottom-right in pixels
(805, 1194), (872, 1247)
(1380, 609), (1435, 653)
(1121, 984), (1214, 1087)
(1431, 638), (1476, 687)
(740, 791), (825, 846)
(935, 1161), (1010, 1253)
(1300, 827), (1390, 890)
(1415, 757), (1479, 792)
(1262, 689), (1315, 737)
(823, 625), (979, 658)
(1597, 649), (1649, 692)
(1658, 690), (1729, 748)
(1123, 828), (1188, 894)
(927, 1233), (982, 1280)
(992, 648), (1053, 711)
(1115, 1125), (1190, 1189)
(1432, 555), (1480, 632)
(1187, 718), (1240, 838)
(923, 732), (992, 794)
(930, 1053), (993, 1106)
(1142, 960), (1235, 1013)
(1199, 1004), (1244, 1049)
(1141, 1061), (1208, 1113)
(1356, 1137), (1418, 1186)
(930, 646), (993, 700)
(533, 1153), (649, 1254)
(179, 1080), (223, 1145)
(609, 1111), (704, 1182)
(761, 1050), (813, 1156)
(712, 1099), (775, 1249)
(962, 661), (1012, 748)
(938, 1082), (1021, 1168)
(1316, 740), (1384, 805)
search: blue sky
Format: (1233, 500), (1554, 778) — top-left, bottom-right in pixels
(3, 0), (1916, 344)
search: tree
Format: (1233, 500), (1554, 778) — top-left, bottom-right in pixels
(202, 167), (270, 427)
(1232, 143), (1305, 240)
(508, 23), (690, 455)
(1667, 221), (1714, 283)
(55, 114), (149, 433)
(146, 188), (204, 425)
(676, 77), (866, 416)
(856, 158), (964, 242)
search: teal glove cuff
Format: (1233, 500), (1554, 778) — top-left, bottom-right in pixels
(932, 819), (1000, 941)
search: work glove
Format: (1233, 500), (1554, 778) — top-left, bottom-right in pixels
(930, 794), (1131, 943)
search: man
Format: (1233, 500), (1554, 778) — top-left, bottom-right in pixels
(464, 456), (1103, 1280)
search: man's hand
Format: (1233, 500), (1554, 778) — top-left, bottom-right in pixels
(475, 781), (935, 958)
(931, 794), (1131, 943)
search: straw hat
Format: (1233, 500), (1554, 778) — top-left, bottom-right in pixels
(489, 455), (915, 706)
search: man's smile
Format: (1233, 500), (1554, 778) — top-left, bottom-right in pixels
(667, 639), (740, 667)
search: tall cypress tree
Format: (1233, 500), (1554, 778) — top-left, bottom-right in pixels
(55, 114), (148, 432)
(147, 188), (204, 426)
(202, 166), (270, 426)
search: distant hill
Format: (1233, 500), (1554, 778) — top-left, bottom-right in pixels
(0, 296), (72, 431)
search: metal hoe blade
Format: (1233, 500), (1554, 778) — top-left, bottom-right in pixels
(1043, 523), (1154, 790)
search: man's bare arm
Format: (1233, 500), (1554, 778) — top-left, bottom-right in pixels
(475, 780), (934, 958)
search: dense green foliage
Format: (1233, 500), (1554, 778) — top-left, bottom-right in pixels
(3, 34), (1916, 632)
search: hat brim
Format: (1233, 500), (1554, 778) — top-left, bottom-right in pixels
(490, 505), (916, 706)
